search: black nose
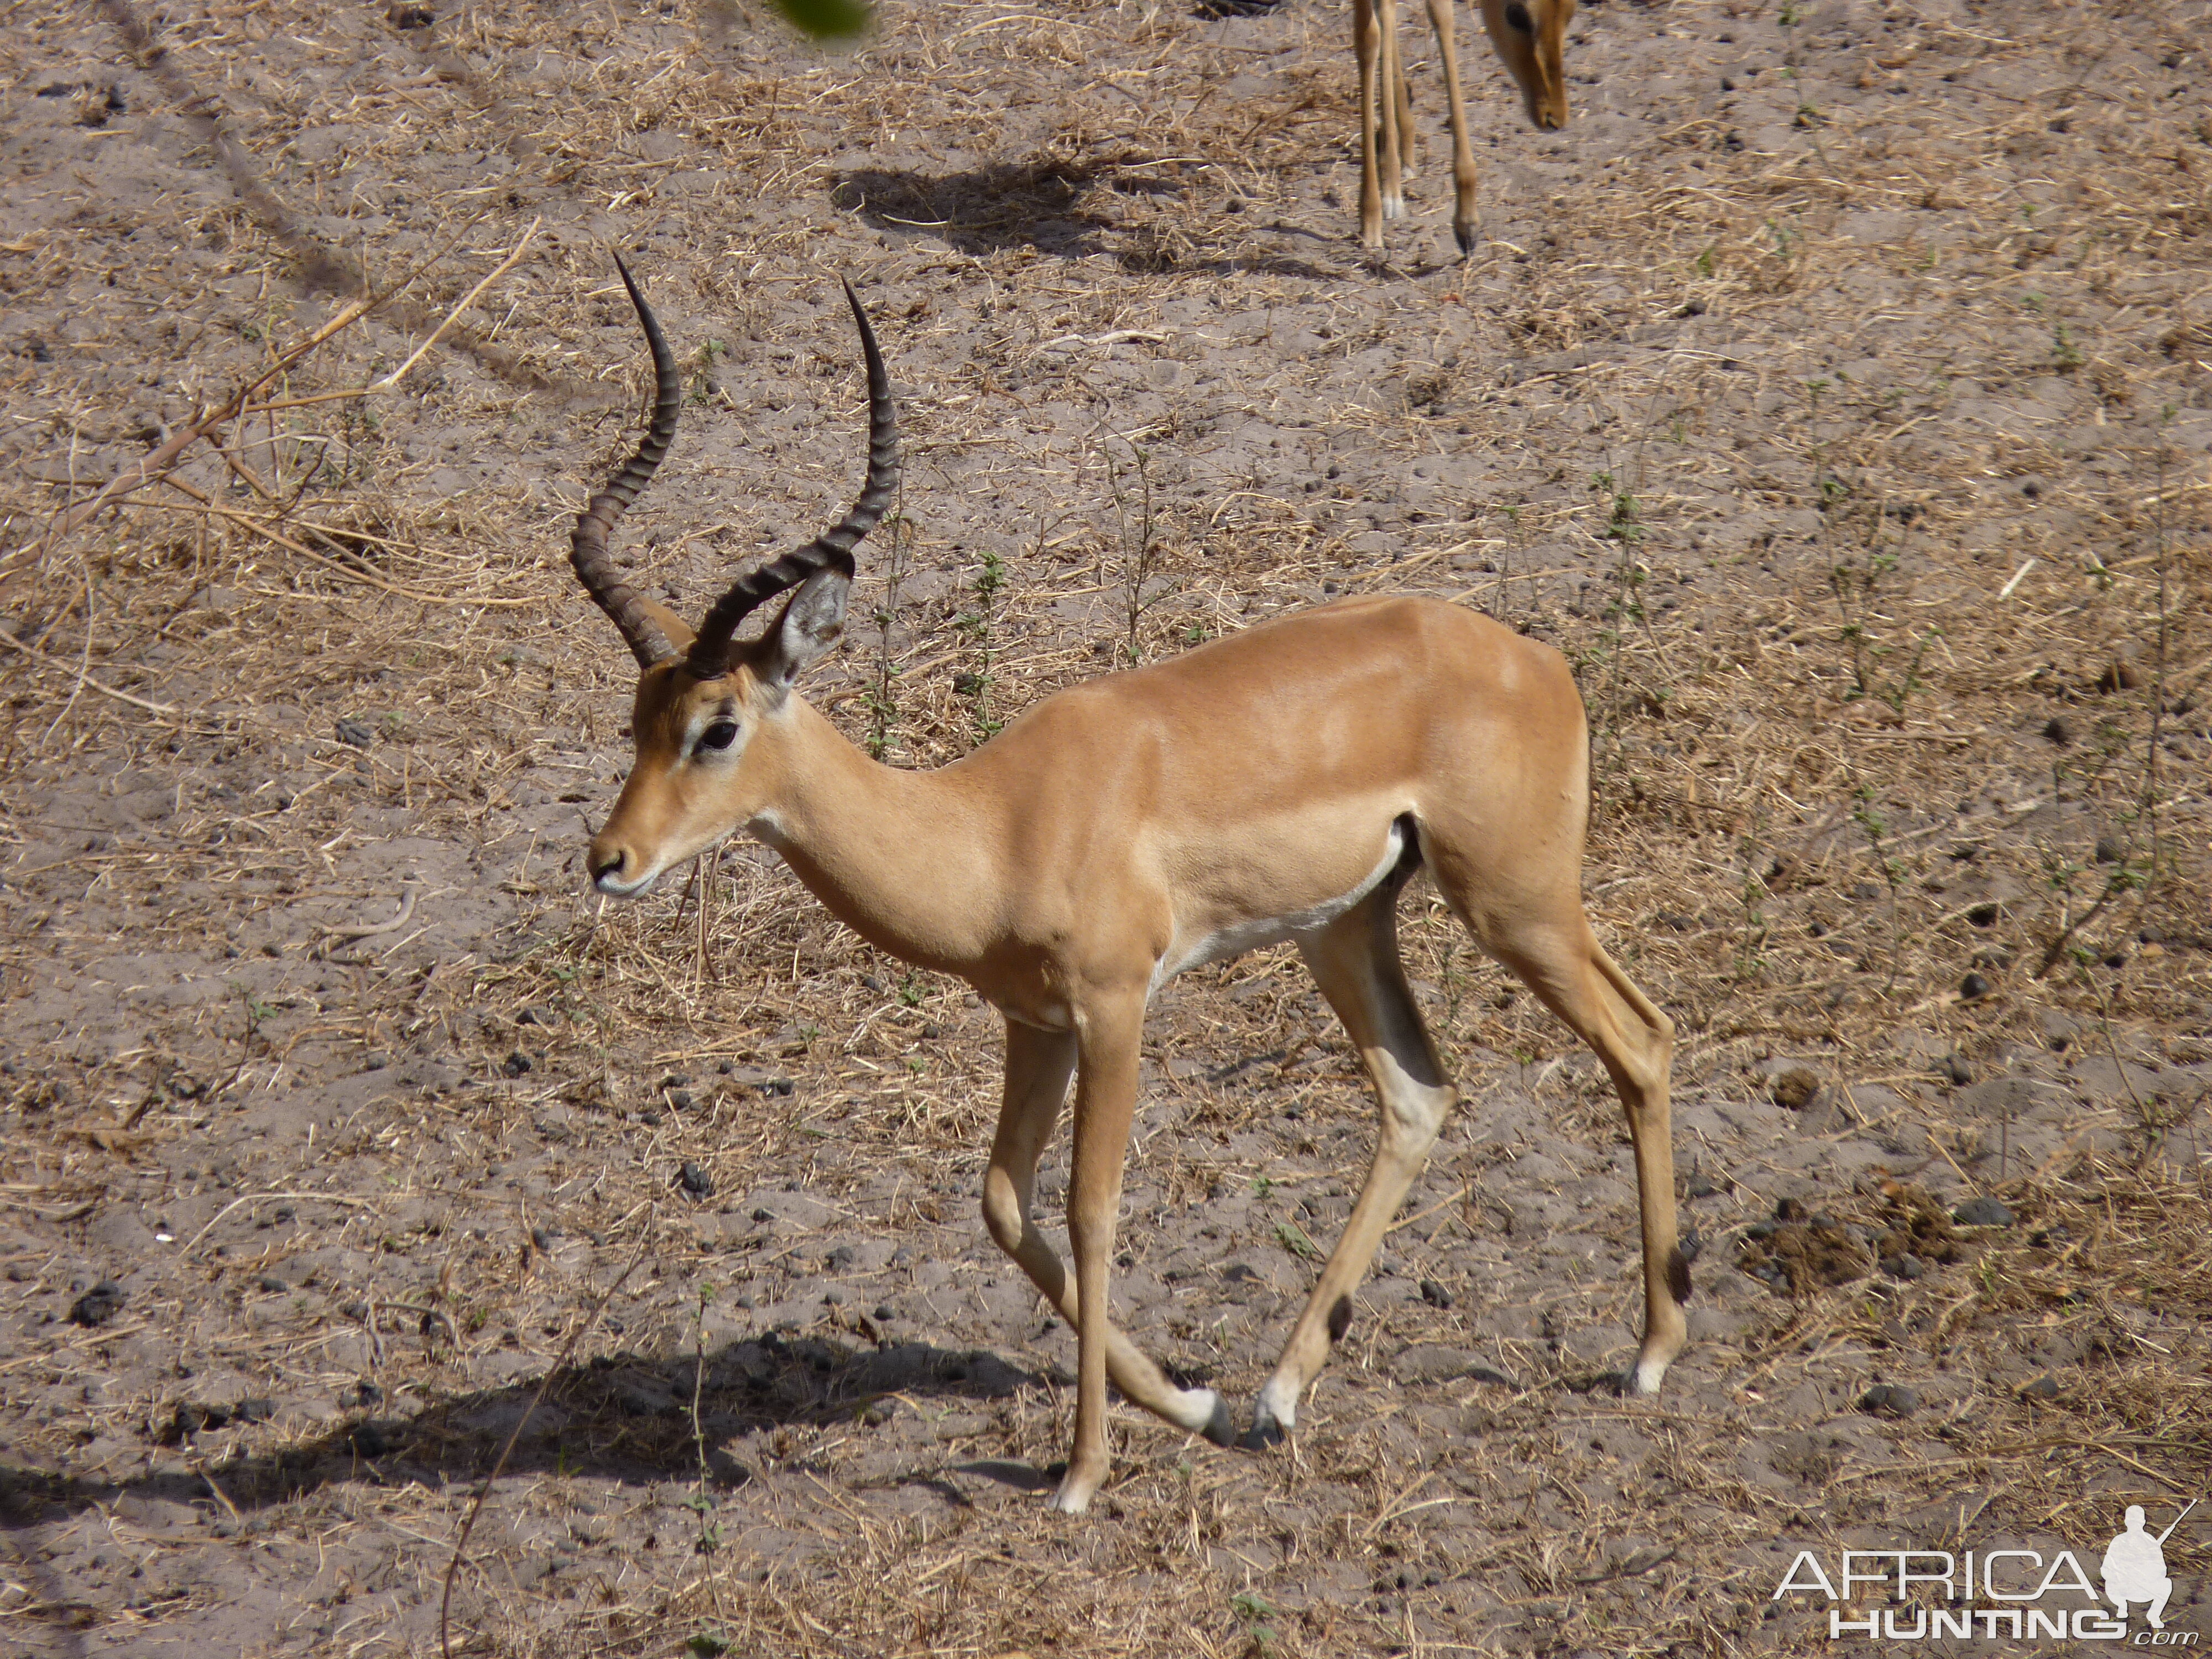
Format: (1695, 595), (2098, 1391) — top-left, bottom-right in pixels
(589, 851), (625, 884)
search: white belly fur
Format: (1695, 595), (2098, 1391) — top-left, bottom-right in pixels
(1150, 820), (1405, 997)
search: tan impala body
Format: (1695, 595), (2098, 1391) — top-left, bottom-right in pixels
(569, 263), (1686, 1514)
(1358, 0), (1577, 255)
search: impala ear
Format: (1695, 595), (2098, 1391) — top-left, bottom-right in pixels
(757, 564), (850, 690)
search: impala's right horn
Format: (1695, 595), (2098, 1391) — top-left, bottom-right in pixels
(570, 254), (681, 669)
(684, 278), (899, 677)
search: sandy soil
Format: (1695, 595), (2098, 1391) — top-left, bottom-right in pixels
(3, 0), (2209, 1653)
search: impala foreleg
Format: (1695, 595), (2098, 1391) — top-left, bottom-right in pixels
(983, 1021), (1233, 1480)
(1486, 919), (1686, 1394)
(1250, 891), (1457, 1446)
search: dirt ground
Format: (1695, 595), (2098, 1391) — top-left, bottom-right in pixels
(3, 0), (2210, 1653)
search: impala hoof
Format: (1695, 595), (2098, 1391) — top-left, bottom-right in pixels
(1454, 220), (1478, 259)
(1239, 1395), (1290, 1451)
(1201, 1392), (1237, 1448)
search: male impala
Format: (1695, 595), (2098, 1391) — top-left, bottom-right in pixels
(1355, 0), (1577, 255)
(571, 261), (1686, 1514)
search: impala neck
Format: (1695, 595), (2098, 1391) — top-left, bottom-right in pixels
(746, 694), (1000, 974)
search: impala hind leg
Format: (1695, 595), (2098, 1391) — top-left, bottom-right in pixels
(981, 1020), (1229, 1512)
(1376, 0), (1408, 221)
(1422, 0), (1480, 255)
(1353, 0), (1387, 249)
(1249, 888), (1457, 1446)
(1474, 911), (1686, 1394)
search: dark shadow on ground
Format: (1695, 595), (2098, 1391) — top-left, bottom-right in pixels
(0, 1332), (1045, 1528)
(829, 161), (1338, 280)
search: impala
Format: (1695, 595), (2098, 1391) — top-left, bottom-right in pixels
(570, 261), (1686, 1514)
(1354, 0), (1577, 255)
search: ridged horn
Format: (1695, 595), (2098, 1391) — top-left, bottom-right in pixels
(686, 277), (899, 675)
(570, 254), (680, 669)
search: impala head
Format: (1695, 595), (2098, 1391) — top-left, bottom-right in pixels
(1483, 0), (1577, 132)
(571, 258), (897, 898)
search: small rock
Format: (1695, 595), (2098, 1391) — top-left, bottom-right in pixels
(1686, 1173), (1725, 1198)
(255, 1275), (289, 1294)
(2094, 834), (2124, 865)
(825, 1245), (857, 1271)
(502, 1051), (532, 1077)
(515, 1005), (557, 1027)
(888, 1246), (914, 1269)
(1860, 1384), (1919, 1415)
(822, 1287), (844, 1306)
(1966, 903), (2000, 928)
(1960, 972), (1991, 1001)
(2021, 1374), (2062, 1401)
(678, 1161), (714, 1198)
(859, 1399), (897, 1427)
(348, 1421), (397, 1457)
(1770, 1068), (1822, 1110)
(1939, 1053), (1975, 1086)
(2030, 1224), (2072, 1248)
(1774, 1197), (1808, 1223)
(167, 1401), (231, 1441)
(234, 1397), (276, 1423)
(1953, 1197), (2015, 1228)
(1419, 1279), (1454, 1310)
(335, 718), (376, 749)
(2042, 717), (2071, 746)
(346, 1380), (384, 1409)
(873, 1303), (896, 1321)
(69, 1281), (126, 1327)
(759, 1077), (795, 1097)
(1880, 1253), (1927, 1281)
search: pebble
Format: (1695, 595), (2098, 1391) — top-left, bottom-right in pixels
(255, 1275), (289, 1294)
(679, 1161), (715, 1198)
(335, 719), (376, 749)
(1860, 1384), (1920, 1415)
(1960, 972), (1991, 1001)
(873, 1303), (896, 1321)
(2042, 717), (2071, 746)
(503, 1051), (533, 1077)
(1954, 1197), (2015, 1227)
(69, 1281), (126, 1327)
(2021, 1374), (2062, 1401)
(1880, 1253), (1927, 1281)
(1419, 1279), (1454, 1310)
(1770, 1068), (1822, 1110)
(1939, 1053), (1975, 1086)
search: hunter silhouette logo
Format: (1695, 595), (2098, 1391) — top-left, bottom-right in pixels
(2107, 1503), (2197, 1632)
(1771, 1498), (2201, 1644)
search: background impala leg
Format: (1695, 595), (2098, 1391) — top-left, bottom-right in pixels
(1423, 0), (1481, 255)
(1249, 889), (1456, 1448)
(1353, 0), (1386, 250)
(1376, 0), (1408, 221)
(982, 1022), (1233, 1454)
(1053, 998), (1149, 1514)
(1478, 914), (1687, 1394)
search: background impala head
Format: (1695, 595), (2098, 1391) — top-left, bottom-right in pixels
(1481, 0), (1576, 131)
(570, 258), (898, 896)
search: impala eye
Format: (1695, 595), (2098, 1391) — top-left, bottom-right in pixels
(696, 721), (739, 753)
(1504, 2), (1534, 32)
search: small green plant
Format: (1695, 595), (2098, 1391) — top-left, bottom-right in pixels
(2052, 324), (2084, 370)
(1851, 789), (1911, 993)
(1108, 440), (1161, 665)
(686, 1630), (732, 1658)
(1272, 1220), (1322, 1261)
(687, 1282), (721, 1553)
(1231, 1591), (1280, 1653)
(896, 972), (924, 1008)
(1694, 244), (1716, 278)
